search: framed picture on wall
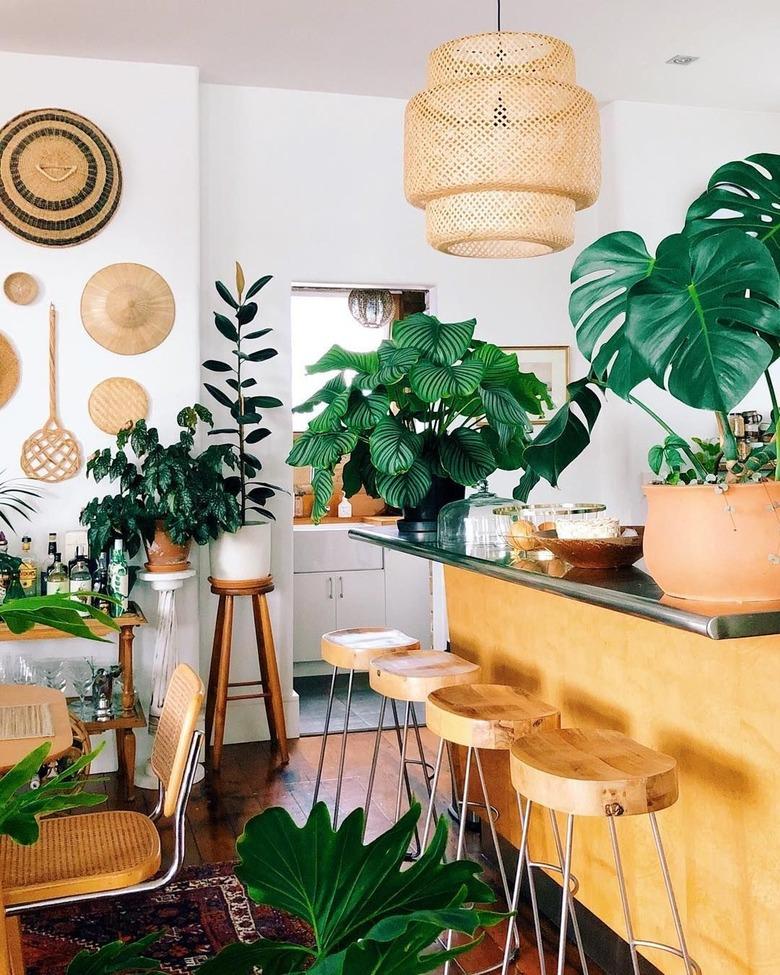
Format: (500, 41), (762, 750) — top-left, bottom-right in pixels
(503, 345), (570, 425)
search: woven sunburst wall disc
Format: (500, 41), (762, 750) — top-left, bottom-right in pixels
(0, 108), (122, 247)
(3, 272), (38, 305)
(0, 332), (20, 407)
(88, 377), (149, 434)
(81, 263), (175, 355)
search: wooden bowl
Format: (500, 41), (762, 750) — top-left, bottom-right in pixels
(533, 526), (644, 569)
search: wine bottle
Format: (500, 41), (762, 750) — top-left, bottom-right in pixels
(107, 540), (129, 618)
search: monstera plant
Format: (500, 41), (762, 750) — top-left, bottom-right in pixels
(515, 152), (780, 602)
(287, 312), (550, 529)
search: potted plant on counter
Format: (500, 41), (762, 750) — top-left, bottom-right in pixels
(515, 151), (780, 603)
(81, 405), (241, 572)
(203, 263), (283, 581)
(287, 312), (551, 532)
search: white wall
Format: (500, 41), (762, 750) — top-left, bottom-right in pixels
(0, 52), (201, 769)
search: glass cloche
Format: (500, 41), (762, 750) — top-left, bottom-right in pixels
(437, 481), (516, 558)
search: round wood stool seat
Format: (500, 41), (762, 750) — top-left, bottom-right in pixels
(321, 627), (420, 672)
(426, 683), (560, 750)
(369, 649), (480, 703)
(510, 728), (679, 818)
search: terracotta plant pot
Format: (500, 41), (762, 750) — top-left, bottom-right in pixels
(643, 482), (780, 602)
(209, 522), (271, 582)
(143, 520), (192, 573)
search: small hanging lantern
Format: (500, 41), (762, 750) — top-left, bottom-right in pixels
(404, 15), (600, 258)
(347, 289), (394, 329)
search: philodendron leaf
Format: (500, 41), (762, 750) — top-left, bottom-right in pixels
(287, 430), (358, 469)
(393, 313), (476, 366)
(307, 345), (380, 375)
(409, 360), (485, 402)
(521, 377), (602, 488)
(375, 460), (432, 508)
(196, 940), (314, 975)
(369, 416), (423, 475)
(439, 428), (496, 486)
(569, 231), (655, 395)
(626, 230), (780, 412)
(685, 153), (780, 272)
(66, 932), (165, 974)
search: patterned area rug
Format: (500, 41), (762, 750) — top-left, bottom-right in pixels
(21, 861), (312, 974)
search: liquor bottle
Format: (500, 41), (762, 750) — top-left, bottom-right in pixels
(107, 540), (129, 618)
(19, 536), (39, 596)
(0, 532), (9, 604)
(40, 533), (57, 595)
(5, 568), (25, 601)
(46, 553), (69, 595)
(69, 550), (93, 602)
(93, 551), (112, 614)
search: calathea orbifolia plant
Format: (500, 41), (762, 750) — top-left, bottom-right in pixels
(287, 312), (551, 521)
(515, 152), (780, 498)
(203, 263), (283, 523)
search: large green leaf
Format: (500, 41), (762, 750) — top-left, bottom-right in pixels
(375, 460), (433, 508)
(369, 416), (423, 475)
(510, 372), (553, 417)
(292, 376), (347, 414)
(626, 231), (780, 412)
(307, 345), (380, 375)
(197, 940), (314, 975)
(439, 428), (496, 486)
(393, 313), (476, 366)
(344, 390), (391, 430)
(309, 389), (351, 433)
(480, 427), (527, 471)
(569, 231), (655, 393)
(480, 386), (529, 428)
(311, 468), (335, 522)
(685, 153), (780, 272)
(521, 378), (603, 488)
(341, 439), (378, 498)
(409, 360), (485, 402)
(469, 342), (518, 386)
(66, 932), (164, 975)
(352, 341), (421, 389)
(287, 430), (359, 469)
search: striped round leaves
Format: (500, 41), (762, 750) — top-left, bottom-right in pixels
(311, 468), (334, 522)
(375, 460), (433, 508)
(393, 313), (476, 365)
(287, 429), (359, 469)
(409, 359), (485, 402)
(439, 428), (495, 486)
(369, 416), (423, 475)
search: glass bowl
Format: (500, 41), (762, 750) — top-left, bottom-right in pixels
(498, 502), (607, 554)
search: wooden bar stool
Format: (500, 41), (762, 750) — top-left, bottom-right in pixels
(313, 627), (420, 826)
(367, 650), (481, 836)
(503, 729), (699, 975)
(423, 684), (590, 975)
(206, 576), (289, 771)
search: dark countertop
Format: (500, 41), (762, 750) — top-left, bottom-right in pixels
(349, 527), (780, 641)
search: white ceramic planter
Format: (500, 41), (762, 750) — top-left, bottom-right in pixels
(209, 522), (272, 582)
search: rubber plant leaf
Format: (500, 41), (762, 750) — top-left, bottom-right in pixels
(521, 378), (603, 488)
(392, 313), (476, 366)
(233, 802), (495, 962)
(685, 152), (780, 272)
(626, 230), (780, 413)
(568, 231), (655, 396)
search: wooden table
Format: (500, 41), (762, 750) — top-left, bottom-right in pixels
(0, 604), (147, 799)
(0, 684), (71, 772)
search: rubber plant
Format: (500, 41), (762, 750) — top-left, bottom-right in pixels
(81, 405), (241, 555)
(203, 262), (283, 522)
(287, 312), (551, 520)
(62, 802), (503, 975)
(514, 151), (780, 498)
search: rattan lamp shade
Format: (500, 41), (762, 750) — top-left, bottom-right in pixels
(404, 32), (600, 258)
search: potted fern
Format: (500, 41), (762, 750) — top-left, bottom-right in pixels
(516, 152), (780, 602)
(203, 263), (283, 581)
(287, 312), (551, 533)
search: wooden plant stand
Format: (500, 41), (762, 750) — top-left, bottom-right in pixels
(206, 576), (289, 771)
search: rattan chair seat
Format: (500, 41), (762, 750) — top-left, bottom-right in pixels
(0, 811), (160, 905)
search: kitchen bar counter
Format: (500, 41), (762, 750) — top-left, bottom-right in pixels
(349, 527), (780, 639)
(351, 526), (780, 974)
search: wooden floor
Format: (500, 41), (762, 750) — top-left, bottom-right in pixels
(89, 727), (601, 975)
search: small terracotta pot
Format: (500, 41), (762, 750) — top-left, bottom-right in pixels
(143, 520), (192, 573)
(643, 482), (780, 602)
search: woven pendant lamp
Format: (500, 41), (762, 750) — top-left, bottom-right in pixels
(404, 21), (600, 258)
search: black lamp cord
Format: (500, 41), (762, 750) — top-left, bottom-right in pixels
(497, 0), (502, 31)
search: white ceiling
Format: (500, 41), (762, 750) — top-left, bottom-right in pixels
(1, 0), (778, 112)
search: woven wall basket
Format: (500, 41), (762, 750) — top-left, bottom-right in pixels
(0, 332), (20, 408)
(404, 32), (601, 258)
(81, 263), (175, 355)
(88, 377), (149, 434)
(0, 108), (122, 247)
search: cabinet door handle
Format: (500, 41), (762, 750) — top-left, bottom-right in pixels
(338, 575), (344, 599)
(328, 576), (334, 600)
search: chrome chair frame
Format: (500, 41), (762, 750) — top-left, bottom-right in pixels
(5, 730), (203, 916)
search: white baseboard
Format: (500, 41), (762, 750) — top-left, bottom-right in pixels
(221, 690), (300, 744)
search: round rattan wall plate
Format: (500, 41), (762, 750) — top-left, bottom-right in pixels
(0, 332), (20, 407)
(88, 377), (149, 434)
(0, 108), (122, 247)
(81, 262), (175, 355)
(3, 272), (38, 305)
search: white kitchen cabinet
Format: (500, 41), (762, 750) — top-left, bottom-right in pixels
(335, 569), (386, 632)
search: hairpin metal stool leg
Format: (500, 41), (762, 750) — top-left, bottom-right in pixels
(501, 796), (534, 975)
(312, 667), (339, 810)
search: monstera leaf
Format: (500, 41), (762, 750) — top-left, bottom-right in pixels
(393, 313), (475, 365)
(685, 153), (780, 272)
(519, 378), (603, 490)
(626, 231), (780, 412)
(568, 231), (655, 396)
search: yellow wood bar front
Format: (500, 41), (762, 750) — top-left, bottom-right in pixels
(444, 564), (779, 975)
